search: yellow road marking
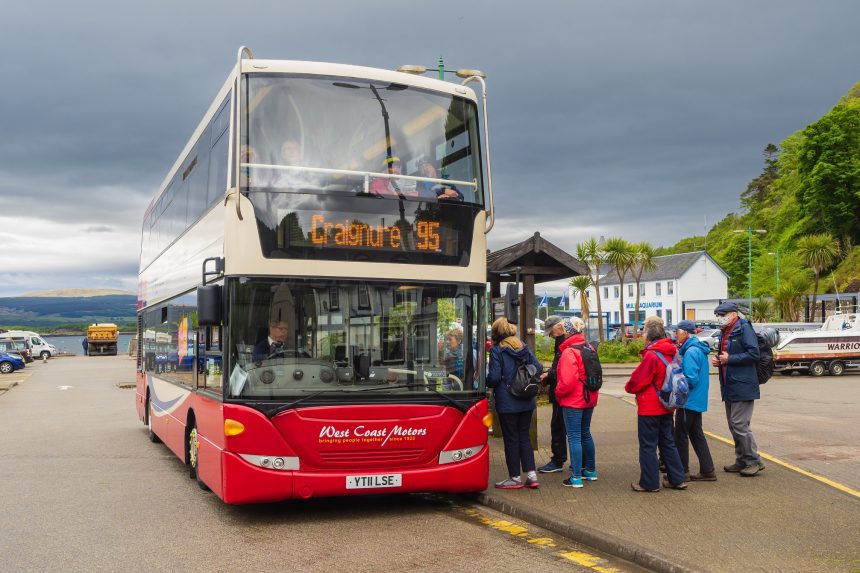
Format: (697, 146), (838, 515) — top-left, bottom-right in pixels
(456, 506), (620, 572)
(615, 395), (860, 500)
(703, 430), (860, 499)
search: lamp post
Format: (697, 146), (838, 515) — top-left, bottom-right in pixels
(733, 227), (767, 313)
(768, 249), (780, 291)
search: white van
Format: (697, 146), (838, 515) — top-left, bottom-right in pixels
(3, 331), (58, 360)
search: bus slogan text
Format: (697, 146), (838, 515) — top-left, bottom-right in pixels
(318, 424), (427, 446)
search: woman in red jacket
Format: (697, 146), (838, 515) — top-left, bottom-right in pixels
(555, 317), (598, 488)
(624, 317), (687, 492)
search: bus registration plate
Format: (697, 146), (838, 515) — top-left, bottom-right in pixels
(345, 474), (402, 489)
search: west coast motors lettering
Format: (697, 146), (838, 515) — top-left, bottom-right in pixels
(309, 214), (442, 251)
(318, 424), (428, 446)
(827, 342), (860, 350)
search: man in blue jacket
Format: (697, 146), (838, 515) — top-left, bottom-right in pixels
(712, 302), (764, 477)
(674, 320), (716, 481)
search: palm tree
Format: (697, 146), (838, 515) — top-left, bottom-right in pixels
(630, 242), (657, 328)
(796, 234), (840, 321)
(603, 237), (636, 339)
(570, 275), (593, 323)
(576, 238), (606, 342)
(773, 279), (808, 321)
(751, 297), (773, 322)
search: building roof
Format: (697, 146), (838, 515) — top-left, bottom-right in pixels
(599, 251), (727, 286)
(487, 232), (588, 283)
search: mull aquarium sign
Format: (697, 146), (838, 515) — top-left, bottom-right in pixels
(625, 301), (663, 310)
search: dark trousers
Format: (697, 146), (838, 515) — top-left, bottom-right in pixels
(674, 408), (715, 474)
(638, 414), (685, 490)
(549, 400), (568, 465)
(498, 410), (536, 478)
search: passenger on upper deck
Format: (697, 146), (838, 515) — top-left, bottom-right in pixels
(416, 158), (463, 201)
(270, 140), (320, 189)
(368, 156), (409, 197)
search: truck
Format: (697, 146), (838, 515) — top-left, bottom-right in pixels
(86, 323), (118, 356)
(773, 313), (860, 376)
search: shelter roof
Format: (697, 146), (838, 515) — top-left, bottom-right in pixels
(487, 232), (587, 283)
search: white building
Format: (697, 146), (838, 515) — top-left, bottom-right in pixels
(567, 251), (729, 326)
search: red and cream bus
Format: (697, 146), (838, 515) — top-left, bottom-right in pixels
(135, 48), (495, 503)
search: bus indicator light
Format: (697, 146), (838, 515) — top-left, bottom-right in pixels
(482, 412), (493, 428)
(224, 419), (246, 436)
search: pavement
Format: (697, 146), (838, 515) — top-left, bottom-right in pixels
(480, 364), (860, 573)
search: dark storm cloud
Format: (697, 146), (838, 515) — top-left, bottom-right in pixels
(0, 0), (858, 295)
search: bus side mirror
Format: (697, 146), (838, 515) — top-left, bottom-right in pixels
(198, 285), (222, 326)
(504, 283), (519, 324)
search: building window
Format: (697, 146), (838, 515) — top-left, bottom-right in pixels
(628, 284), (633, 297)
(628, 311), (636, 323)
(666, 309), (673, 325)
(656, 282), (662, 296)
(603, 287), (609, 299)
(613, 286), (620, 298)
(667, 281), (674, 295)
(640, 283), (645, 296)
(657, 309), (662, 318)
(614, 311), (619, 323)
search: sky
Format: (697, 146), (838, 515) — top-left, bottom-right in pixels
(0, 0), (858, 297)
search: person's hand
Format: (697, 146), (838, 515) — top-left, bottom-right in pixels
(437, 187), (460, 200)
(539, 372), (548, 381)
(717, 352), (729, 365)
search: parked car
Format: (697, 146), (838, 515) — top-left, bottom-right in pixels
(0, 337), (33, 363)
(0, 350), (26, 374)
(696, 328), (721, 351)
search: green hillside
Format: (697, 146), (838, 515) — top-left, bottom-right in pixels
(0, 294), (137, 333)
(658, 81), (860, 312)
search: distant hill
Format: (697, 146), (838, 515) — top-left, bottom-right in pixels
(18, 288), (135, 298)
(0, 293), (137, 333)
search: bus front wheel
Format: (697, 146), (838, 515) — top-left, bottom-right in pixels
(146, 395), (161, 443)
(187, 422), (209, 491)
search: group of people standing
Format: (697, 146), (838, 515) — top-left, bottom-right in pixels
(486, 299), (764, 492)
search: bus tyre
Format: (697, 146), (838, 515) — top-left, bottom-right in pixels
(828, 361), (845, 376)
(146, 396), (161, 443)
(810, 361), (826, 377)
(188, 422), (209, 491)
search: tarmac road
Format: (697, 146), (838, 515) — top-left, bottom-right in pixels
(0, 356), (645, 573)
(600, 364), (860, 492)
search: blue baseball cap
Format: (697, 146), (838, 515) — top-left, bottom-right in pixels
(714, 301), (739, 315)
(676, 320), (699, 334)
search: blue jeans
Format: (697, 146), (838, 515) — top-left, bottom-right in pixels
(562, 407), (595, 478)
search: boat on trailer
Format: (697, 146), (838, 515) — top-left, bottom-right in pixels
(774, 313), (860, 376)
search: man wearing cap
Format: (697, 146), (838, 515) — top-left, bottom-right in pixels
(537, 315), (569, 474)
(674, 320), (716, 481)
(712, 301), (764, 477)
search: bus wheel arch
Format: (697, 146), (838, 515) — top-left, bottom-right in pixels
(145, 391), (161, 443)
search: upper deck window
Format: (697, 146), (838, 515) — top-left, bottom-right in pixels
(241, 75), (483, 206)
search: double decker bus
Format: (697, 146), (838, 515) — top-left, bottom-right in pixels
(135, 47), (496, 504)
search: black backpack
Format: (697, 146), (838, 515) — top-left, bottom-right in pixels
(755, 327), (778, 385)
(573, 343), (603, 392)
(509, 354), (540, 399)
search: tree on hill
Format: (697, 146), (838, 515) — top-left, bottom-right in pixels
(740, 143), (779, 211)
(796, 233), (841, 321)
(795, 91), (860, 243)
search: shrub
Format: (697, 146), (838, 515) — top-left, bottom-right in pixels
(597, 339), (644, 363)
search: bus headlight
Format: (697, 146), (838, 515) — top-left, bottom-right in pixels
(239, 454), (299, 471)
(439, 444), (484, 465)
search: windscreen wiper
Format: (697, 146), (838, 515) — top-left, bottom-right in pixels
(269, 389), (338, 416)
(347, 383), (471, 412)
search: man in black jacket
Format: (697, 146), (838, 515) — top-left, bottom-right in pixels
(538, 316), (569, 473)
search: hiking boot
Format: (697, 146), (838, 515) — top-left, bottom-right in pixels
(723, 462), (744, 473)
(524, 477), (540, 489)
(538, 461), (564, 474)
(630, 482), (659, 492)
(740, 463), (765, 477)
(562, 476), (584, 488)
(494, 477), (524, 489)
(583, 469), (598, 481)
(662, 477), (688, 490)
(690, 471), (718, 481)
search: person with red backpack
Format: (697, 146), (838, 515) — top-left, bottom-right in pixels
(625, 316), (687, 492)
(555, 317), (599, 488)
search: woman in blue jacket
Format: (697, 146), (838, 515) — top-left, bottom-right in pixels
(673, 320), (716, 481)
(486, 317), (543, 489)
